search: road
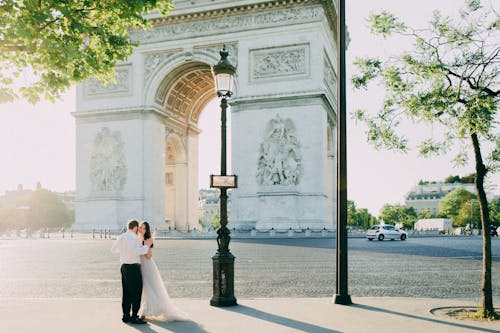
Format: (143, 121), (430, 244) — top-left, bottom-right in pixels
(1, 236), (499, 301)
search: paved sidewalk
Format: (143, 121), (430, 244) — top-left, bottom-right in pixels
(1, 297), (499, 333)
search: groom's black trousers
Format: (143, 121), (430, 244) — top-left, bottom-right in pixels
(120, 263), (143, 318)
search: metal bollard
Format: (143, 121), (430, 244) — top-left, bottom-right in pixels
(62, 228), (65, 239)
(92, 229), (95, 239)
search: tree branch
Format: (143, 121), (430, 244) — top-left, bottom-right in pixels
(447, 69), (499, 97)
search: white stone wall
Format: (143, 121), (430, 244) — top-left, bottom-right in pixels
(74, 0), (338, 231)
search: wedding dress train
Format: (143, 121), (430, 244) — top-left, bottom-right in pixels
(140, 256), (188, 321)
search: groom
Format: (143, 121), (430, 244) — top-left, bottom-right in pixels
(112, 220), (152, 324)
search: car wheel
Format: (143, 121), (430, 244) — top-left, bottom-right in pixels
(378, 234), (384, 241)
(368, 238), (373, 241)
(400, 234), (407, 241)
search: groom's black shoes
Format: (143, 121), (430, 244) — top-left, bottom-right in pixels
(121, 316), (131, 323)
(130, 317), (147, 325)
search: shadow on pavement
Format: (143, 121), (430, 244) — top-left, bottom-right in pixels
(223, 304), (340, 333)
(353, 303), (498, 333)
(126, 320), (209, 333)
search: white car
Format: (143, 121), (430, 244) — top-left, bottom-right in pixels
(366, 225), (407, 241)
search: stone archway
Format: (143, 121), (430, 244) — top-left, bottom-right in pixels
(165, 133), (185, 230)
(157, 61), (216, 231)
(73, 0), (339, 230)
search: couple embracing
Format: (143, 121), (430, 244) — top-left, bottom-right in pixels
(112, 220), (188, 324)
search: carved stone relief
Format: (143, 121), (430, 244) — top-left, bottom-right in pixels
(256, 115), (302, 186)
(144, 51), (179, 83)
(323, 56), (337, 97)
(251, 44), (309, 81)
(90, 128), (127, 192)
(130, 6), (322, 44)
(85, 67), (131, 96)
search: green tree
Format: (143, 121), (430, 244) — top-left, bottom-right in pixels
(347, 200), (377, 228)
(355, 208), (377, 229)
(456, 199), (481, 227)
(444, 174), (476, 184)
(211, 213), (220, 229)
(352, 0), (498, 317)
(438, 188), (477, 223)
(417, 209), (436, 220)
(0, 205), (27, 232)
(444, 175), (461, 184)
(379, 204), (417, 229)
(347, 200), (358, 225)
(489, 199), (500, 225)
(26, 189), (72, 229)
(0, 0), (173, 103)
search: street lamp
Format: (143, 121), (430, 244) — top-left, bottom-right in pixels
(210, 46), (237, 307)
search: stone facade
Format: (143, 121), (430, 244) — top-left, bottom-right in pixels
(73, 0), (338, 230)
(405, 182), (477, 214)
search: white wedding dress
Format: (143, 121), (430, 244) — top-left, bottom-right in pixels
(139, 255), (188, 321)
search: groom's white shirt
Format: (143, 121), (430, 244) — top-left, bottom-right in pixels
(112, 230), (149, 264)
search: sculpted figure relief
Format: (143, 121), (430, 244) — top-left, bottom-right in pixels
(253, 48), (306, 79)
(257, 115), (302, 186)
(85, 69), (130, 95)
(90, 127), (127, 193)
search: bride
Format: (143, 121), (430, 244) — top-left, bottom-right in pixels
(138, 221), (188, 321)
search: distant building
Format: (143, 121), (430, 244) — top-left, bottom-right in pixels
(56, 191), (76, 210)
(405, 182), (476, 214)
(198, 188), (232, 229)
(414, 218), (452, 231)
(0, 184), (32, 206)
(0, 184), (75, 210)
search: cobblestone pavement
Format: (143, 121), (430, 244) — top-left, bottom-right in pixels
(1, 237), (499, 301)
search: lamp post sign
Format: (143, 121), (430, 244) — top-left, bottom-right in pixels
(210, 175), (238, 189)
(210, 46), (238, 307)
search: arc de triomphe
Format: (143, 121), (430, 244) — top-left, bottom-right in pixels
(74, 0), (338, 231)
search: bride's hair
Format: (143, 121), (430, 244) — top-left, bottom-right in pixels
(141, 221), (154, 248)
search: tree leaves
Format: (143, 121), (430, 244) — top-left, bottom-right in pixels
(352, 0), (498, 173)
(368, 11), (407, 37)
(0, 0), (173, 104)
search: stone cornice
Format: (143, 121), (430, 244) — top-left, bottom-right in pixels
(232, 90), (337, 123)
(132, 0), (337, 43)
(151, 0), (318, 25)
(72, 107), (167, 122)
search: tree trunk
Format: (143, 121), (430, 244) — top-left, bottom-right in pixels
(471, 132), (495, 317)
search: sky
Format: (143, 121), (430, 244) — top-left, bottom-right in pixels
(0, 0), (498, 215)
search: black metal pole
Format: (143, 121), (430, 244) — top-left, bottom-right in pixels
(211, 96), (237, 307)
(334, 0), (352, 305)
(217, 97), (230, 254)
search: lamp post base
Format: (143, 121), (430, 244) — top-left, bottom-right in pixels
(333, 294), (352, 305)
(210, 252), (237, 307)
